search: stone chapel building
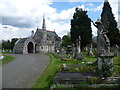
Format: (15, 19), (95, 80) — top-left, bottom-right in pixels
(13, 16), (61, 54)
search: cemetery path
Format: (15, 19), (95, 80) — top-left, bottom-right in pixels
(2, 53), (49, 88)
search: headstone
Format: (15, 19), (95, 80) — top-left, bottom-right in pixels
(84, 47), (88, 51)
(114, 45), (119, 57)
(66, 45), (72, 54)
(74, 35), (84, 60)
(75, 53), (84, 60)
(88, 44), (94, 56)
(62, 64), (69, 71)
(2, 48), (5, 53)
(72, 44), (76, 56)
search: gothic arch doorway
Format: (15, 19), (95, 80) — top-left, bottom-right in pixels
(27, 42), (34, 53)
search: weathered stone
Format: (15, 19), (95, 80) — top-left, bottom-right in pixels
(75, 53), (84, 60)
(88, 44), (94, 56)
(66, 45), (73, 54)
(114, 45), (119, 57)
(92, 18), (114, 77)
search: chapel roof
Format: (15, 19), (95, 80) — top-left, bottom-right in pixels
(15, 38), (28, 45)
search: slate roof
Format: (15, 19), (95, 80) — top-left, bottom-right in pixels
(34, 29), (61, 41)
(15, 38), (28, 45)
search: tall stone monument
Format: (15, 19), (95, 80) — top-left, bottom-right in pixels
(74, 35), (84, 60)
(88, 43), (94, 56)
(92, 19), (114, 77)
(77, 35), (81, 53)
(114, 45), (119, 57)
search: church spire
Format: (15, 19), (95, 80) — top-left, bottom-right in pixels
(42, 14), (46, 30)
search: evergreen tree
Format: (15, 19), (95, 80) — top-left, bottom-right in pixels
(101, 0), (120, 46)
(62, 35), (72, 48)
(70, 8), (92, 49)
(2, 38), (18, 51)
(10, 38), (18, 50)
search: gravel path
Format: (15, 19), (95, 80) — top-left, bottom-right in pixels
(2, 53), (49, 88)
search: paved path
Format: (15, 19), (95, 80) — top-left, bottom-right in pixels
(2, 54), (49, 88)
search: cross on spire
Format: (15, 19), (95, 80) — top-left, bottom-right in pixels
(42, 14), (46, 30)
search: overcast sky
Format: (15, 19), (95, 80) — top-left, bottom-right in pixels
(0, 0), (119, 40)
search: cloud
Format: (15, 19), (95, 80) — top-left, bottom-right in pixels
(92, 4), (103, 12)
(1, 0), (56, 28)
(1, 0), (86, 40)
(109, 0), (119, 21)
(1, 0), (119, 41)
(91, 22), (97, 36)
(1, 25), (34, 41)
(86, 3), (95, 7)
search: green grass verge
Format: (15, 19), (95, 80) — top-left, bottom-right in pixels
(113, 55), (120, 75)
(0, 55), (14, 64)
(32, 53), (60, 88)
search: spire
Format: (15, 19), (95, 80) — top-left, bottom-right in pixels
(42, 14), (46, 30)
(105, 0), (108, 2)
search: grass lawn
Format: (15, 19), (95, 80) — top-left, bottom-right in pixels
(113, 56), (120, 75)
(32, 52), (120, 88)
(0, 55), (14, 64)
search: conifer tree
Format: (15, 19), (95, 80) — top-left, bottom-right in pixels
(101, 0), (120, 46)
(70, 8), (92, 49)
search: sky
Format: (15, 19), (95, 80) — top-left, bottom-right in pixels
(0, 0), (119, 40)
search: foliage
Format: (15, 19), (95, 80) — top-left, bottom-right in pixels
(101, 1), (120, 46)
(90, 77), (102, 84)
(70, 8), (92, 49)
(10, 38), (18, 50)
(113, 55), (120, 75)
(2, 38), (18, 51)
(62, 35), (72, 47)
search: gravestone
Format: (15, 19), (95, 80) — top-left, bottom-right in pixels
(92, 19), (114, 77)
(88, 44), (94, 56)
(114, 45), (119, 57)
(66, 45), (72, 54)
(75, 53), (84, 60)
(84, 47), (88, 51)
(2, 48), (5, 53)
(74, 36), (84, 60)
(77, 36), (81, 53)
(72, 44), (76, 56)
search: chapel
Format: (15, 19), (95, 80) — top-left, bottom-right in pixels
(13, 16), (61, 54)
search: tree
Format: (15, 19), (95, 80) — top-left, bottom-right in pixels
(70, 8), (92, 49)
(2, 40), (11, 50)
(101, 0), (120, 46)
(2, 38), (18, 51)
(10, 38), (18, 50)
(62, 35), (72, 48)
